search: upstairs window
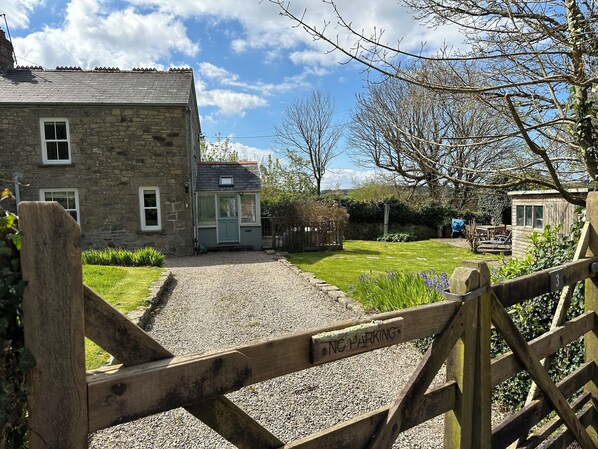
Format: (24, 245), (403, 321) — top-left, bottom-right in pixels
(40, 189), (79, 223)
(40, 118), (71, 164)
(139, 187), (161, 231)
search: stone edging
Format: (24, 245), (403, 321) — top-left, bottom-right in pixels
(265, 250), (363, 314)
(126, 270), (175, 329)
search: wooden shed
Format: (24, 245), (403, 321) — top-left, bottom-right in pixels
(194, 161), (262, 251)
(508, 189), (587, 258)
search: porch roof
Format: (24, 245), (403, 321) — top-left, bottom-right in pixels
(195, 161), (261, 192)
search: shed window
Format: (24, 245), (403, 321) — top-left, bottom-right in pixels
(40, 188), (79, 223)
(139, 187), (161, 231)
(516, 205), (524, 226)
(533, 206), (544, 228)
(40, 118), (71, 164)
(219, 176), (234, 186)
(525, 205), (533, 227)
(517, 204), (544, 229)
(241, 194), (257, 224)
(197, 194), (216, 226)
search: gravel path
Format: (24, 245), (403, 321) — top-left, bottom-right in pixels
(89, 251), (452, 448)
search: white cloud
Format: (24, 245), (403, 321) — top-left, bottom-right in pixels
(230, 141), (274, 162)
(12, 0), (198, 69)
(195, 80), (267, 116)
(322, 168), (380, 190)
(125, 0), (465, 71)
(1, 0), (43, 29)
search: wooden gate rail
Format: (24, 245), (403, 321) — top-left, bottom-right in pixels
(19, 196), (598, 449)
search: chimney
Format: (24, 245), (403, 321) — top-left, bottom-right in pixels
(0, 28), (15, 69)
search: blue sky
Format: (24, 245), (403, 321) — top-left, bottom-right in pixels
(3, 0), (462, 188)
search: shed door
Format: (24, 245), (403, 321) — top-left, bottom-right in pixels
(217, 194), (239, 243)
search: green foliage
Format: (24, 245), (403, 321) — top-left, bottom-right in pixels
(199, 133), (239, 162)
(259, 154), (315, 207)
(376, 232), (413, 242)
(82, 247), (165, 267)
(349, 270), (448, 311)
(490, 213), (585, 409)
(0, 202), (31, 448)
(347, 178), (397, 202)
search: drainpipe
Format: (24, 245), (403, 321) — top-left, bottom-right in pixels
(12, 173), (20, 204)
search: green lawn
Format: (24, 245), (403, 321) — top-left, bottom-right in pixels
(288, 239), (499, 293)
(83, 265), (164, 370)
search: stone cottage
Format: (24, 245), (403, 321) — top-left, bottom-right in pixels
(0, 31), (201, 255)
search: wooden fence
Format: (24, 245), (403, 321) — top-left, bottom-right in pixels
(261, 216), (343, 251)
(19, 193), (598, 448)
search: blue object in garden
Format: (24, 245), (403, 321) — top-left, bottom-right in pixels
(451, 219), (465, 238)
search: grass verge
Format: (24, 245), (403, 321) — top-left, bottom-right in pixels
(288, 239), (499, 294)
(83, 265), (164, 370)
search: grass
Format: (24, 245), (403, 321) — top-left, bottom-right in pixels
(287, 239), (499, 294)
(83, 264), (164, 370)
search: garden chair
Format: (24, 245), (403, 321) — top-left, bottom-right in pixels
(479, 231), (512, 250)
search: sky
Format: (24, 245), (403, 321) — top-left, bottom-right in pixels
(3, 0), (464, 189)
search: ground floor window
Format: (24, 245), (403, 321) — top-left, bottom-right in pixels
(241, 193), (258, 224)
(516, 204), (544, 229)
(197, 194), (216, 226)
(139, 187), (161, 231)
(39, 188), (79, 223)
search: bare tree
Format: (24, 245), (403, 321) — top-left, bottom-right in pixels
(350, 61), (516, 208)
(271, 0), (598, 205)
(275, 90), (343, 195)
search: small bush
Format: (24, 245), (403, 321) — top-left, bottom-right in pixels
(376, 232), (413, 242)
(349, 269), (448, 311)
(82, 247), (165, 267)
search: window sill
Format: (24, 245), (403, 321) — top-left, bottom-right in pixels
(137, 229), (165, 235)
(39, 163), (74, 167)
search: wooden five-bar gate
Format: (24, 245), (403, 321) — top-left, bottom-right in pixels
(19, 193), (598, 448)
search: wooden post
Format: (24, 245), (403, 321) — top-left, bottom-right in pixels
(444, 263), (480, 449)
(383, 203), (390, 237)
(464, 261), (492, 448)
(584, 191), (598, 440)
(20, 202), (87, 448)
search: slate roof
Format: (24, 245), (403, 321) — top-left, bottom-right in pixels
(0, 68), (194, 105)
(195, 162), (261, 192)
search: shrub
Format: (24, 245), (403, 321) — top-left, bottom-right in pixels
(349, 269), (448, 311)
(376, 232), (413, 242)
(0, 208), (33, 449)
(82, 247), (165, 267)
(490, 215), (584, 409)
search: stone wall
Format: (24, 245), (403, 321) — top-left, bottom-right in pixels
(0, 104), (196, 255)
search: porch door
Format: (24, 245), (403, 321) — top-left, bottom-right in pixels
(217, 194), (239, 243)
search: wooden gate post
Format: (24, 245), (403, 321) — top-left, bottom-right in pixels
(20, 202), (88, 449)
(584, 191), (598, 440)
(444, 261), (491, 449)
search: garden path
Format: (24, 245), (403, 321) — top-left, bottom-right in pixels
(89, 251), (450, 448)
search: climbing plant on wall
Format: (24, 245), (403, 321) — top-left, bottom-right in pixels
(0, 188), (35, 449)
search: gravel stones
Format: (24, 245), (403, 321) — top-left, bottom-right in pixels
(89, 251), (450, 448)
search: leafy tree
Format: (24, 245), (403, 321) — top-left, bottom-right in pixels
(272, 0), (598, 205)
(259, 153), (315, 206)
(199, 133), (239, 162)
(275, 90), (343, 195)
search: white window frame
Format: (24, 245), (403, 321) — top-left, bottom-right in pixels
(139, 187), (161, 231)
(39, 188), (80, 223)
(40, 118), (71, 165)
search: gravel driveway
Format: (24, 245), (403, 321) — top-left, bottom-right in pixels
(89, 251), (447, 448)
